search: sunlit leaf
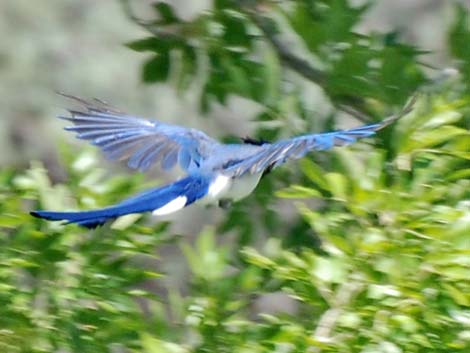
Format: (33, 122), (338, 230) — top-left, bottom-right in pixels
(300, 159), (329, 191)
(275, 185), (321, 199)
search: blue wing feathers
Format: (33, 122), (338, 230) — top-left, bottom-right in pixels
(58, 95), (218, 172)
(128, 143), (162, 169)
(30, 174), (211, 228)
(225, 120), (392, 176)
(138, 145), (166, 171)
(178, 148), (192, 170)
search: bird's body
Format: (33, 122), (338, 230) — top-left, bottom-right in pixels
(31, 94), (415, 228)
(204, 172), (263, 204)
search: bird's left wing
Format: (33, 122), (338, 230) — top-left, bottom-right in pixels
(225, 97), (416, 177)
(58, 94), (220, 172)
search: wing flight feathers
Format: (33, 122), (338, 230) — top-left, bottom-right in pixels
(58, 93), (219, 172)
(226, 96), (417, 176)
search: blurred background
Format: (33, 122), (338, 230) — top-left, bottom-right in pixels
(0, 0), (463, 168)
(1, 1), (470, 352)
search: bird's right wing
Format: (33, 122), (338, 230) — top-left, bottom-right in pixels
(225, 96), (417, 177)
(58, 94), (220, 172)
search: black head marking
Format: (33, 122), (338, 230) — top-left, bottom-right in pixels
(241, 136), (270, 146)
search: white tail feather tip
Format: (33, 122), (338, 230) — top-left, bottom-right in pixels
(152, 196), (187, 216)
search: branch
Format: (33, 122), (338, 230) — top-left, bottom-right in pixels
(245, 8), (327, 85)
(120, 0), (183, 41)
(122, 0), (381, 121)
(241, 2), (376, 120)
(309, 280), (363, 353)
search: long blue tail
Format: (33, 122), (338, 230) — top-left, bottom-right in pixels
(30, 174), (210, 229)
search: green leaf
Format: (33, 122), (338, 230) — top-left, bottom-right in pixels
(439, 266), (469, 281)
(220, 56), (251, 97)
(152, 3), (179, 24)
(220, 9), (251, 49)
(404, 125), (467, 151)
(300, 159), (329, 191)
(177, 45), (197, 91)
(110, 213), (142, 230)
(140, 333), (187, 353)
(126, 37), (163, 52)
(313, 257), (347, 283)
(181, 227), (228, 281)
(325, 172), (348, 200)
(379, 45), (426, 103)
(275, 185), (321, 199)
(443, 283), (470, 306)
(447, 168), (470, 181)
(263, 46), (281, 105)
(241, 247), (275, 269)
(142, 53), (170, 82)
(421, 110), (462, 129)
(449, 4), (470, 91)
(285, 0), (368, 54)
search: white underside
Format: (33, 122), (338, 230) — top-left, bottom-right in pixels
(207, 174), (231, 199)
(224, 172), (263, 201)
(201, 172), (263, 205)
(151, 172), (263, 217)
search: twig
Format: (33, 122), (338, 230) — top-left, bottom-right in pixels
(245, 7), (326, 85)
(337, 103), (371, 123)
(378, 92), (419, 128)
(240, 2), (376, 119)
(122, 0), (394, 122)
(120, 0), (182, 40)
(309, 280), (363, 352)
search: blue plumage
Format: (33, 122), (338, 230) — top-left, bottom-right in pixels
(31, 93), (416, 228)
(31, 173), (211, 228)
(59, 99), (217, 173)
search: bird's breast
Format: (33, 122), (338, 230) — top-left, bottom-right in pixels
(225, 172), (263, 201)
(201, 172), (263, 205)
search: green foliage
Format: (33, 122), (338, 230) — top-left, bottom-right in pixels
(1, 151), (177, 352)
(2, 0), (470, 352)
(449, 4), (470, 93)
(125, 0), (425, 116)
(269, 97), (470, 350)
(284, 0), (426, 104)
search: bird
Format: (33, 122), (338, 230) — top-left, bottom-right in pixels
(30, 93), (416, 229)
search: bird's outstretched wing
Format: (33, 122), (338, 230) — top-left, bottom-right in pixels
(58, 93), (220, 172)
(225, 96), (417, 177)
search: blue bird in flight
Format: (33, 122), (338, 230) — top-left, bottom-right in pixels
(31, 94), (415, 228)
